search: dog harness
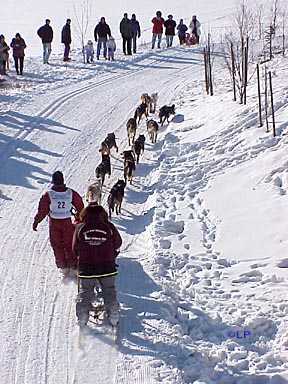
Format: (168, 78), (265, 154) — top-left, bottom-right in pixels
(48, 189), (73, 219)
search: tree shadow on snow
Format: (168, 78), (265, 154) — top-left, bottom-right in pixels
(0, 111), (78, 134)
(0, 111), (73, 192)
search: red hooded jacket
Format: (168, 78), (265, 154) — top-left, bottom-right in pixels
(152, 17), (165, 34)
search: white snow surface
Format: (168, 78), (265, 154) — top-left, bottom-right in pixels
(1, 2), (288, 384)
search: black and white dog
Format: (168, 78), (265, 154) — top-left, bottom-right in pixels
(159, 104), (175, 126)
(95, 153), (111, 186)
(122, 150), (136, 184)
(133, 134), (145, 163)
(134, 102), (148, 125)
(107, 179), (126, 218)
(104, 132), (118, 153)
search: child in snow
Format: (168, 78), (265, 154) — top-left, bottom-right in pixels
(84, 40), (94, 63)
(107, 36), (116, 61)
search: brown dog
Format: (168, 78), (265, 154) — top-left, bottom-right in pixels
(126, 117), (137, 146)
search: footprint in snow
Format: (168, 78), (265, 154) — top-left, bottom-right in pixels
(277, 259), (288, 268)
(159, 239), (171, 249)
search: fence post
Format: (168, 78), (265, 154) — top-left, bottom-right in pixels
(257, 64), (263, 127)
(269, 71), (276, 137)
(264, 66), (269, 132)
(208, 33), (213, 96)
(203, 48), (209, 95)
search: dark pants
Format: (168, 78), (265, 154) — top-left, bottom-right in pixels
(132, 34), (137, 53)
(14, 57), (24, 74)
(122, 37), (132, 55)
(64, 43), (70, 60)
(179, 35), (186, 45)
(76, 276), (119, 324)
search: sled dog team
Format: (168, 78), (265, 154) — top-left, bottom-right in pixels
(33, 93), (176, 327)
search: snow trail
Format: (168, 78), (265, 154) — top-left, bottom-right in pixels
(0, 47), (202, 384)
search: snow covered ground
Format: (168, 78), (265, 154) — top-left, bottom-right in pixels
(1, 1), (288, 383)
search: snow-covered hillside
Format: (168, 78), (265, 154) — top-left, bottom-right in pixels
(1, 1), (288, 383)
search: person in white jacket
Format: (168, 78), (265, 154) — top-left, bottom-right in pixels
(189, 15), (201, 44)
(107, 36), (116, 61)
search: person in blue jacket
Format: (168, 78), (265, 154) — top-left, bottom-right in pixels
(177, 19), (188, 45)
(131, 14), (141, 54)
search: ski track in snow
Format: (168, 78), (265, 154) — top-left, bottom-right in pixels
(0, 47), (202, 384)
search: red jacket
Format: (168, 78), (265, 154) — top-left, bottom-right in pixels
(73, 220), (122, 277)
(34, 185), (84, 226)
(152, 17), (165, 34)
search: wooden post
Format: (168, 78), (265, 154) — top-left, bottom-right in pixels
(203, 48), (209, 95)
(231, 43), (236, 101)
(208, 33), (213, 96)
(257, 64), (263, 127)
(269, 71), (276, 137)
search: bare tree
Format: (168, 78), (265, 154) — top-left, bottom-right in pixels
(223, 1), (255, 103)
(73, 0), (92, 63)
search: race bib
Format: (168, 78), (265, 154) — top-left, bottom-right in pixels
(48, 189), (73, 219)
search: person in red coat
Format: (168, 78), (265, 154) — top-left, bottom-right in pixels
(33, 171), (84, 274)
(151, 10), (165, 49)
(73, 204), (122, 326)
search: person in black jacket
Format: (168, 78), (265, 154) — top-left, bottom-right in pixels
(73, 205), (122, 327)
(0, 35), (10, 75)
(120, 13), (132, 55)
(37, 19), (53, 64)
(164, 15), (176, 48)
(61, 19), (71, 62)
(94, 17), (111, 60)
(10, 33), (26, 75)
(131, 14), (141, 54)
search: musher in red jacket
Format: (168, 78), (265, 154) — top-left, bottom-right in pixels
(33, 171), (84, 274)
(151, 10), (165, 49)
(72, 204), (122, 327)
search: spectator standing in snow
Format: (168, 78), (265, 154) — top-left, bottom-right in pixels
(84, 40), (94, 63)
(37, 19), (53, 64)
(0, 35), (10, 75)
(107, 36), (116, 61)
(164, 14), (176, 48)
(177, 19), (188, 45)
(73, 204), (122, 327)
(94, 17), (111, 60)
(131, 14), (141, 54)
(189, 15), (201, 44)
(10, 33), (26, 75)
(151, 11), (165, 49)
(120, 13), (132, 55)
(33, 171), (84, 275)
(61, 18), (72, 62)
